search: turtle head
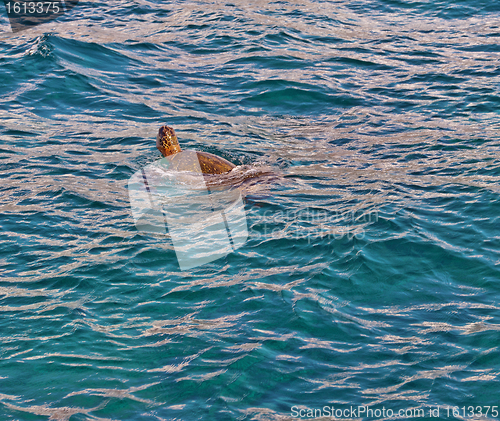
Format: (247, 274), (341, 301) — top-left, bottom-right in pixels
(156, 125), (182, 157)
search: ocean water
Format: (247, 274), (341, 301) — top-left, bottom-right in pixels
(1, 0), (499, 420)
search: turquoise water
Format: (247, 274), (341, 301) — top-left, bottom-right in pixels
(1, 0), (500, 420)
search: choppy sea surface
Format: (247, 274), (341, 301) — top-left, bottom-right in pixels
(1, 1), (500, 420)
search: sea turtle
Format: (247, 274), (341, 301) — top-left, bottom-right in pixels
(156, 125), (236, 175)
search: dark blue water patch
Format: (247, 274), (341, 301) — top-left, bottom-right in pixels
(103, 163), (134, 180)
(453, 67), (500, 78)
(456, 42), (500, 53)
(0, 41), (24, 58)
(6, 33), (55, 59)
(125, 73), (165, 88)
(50, 187), (118, 212)
(17, 69), (159, 119)
(241, 79), (312, 93)
(241, 88), (365, 114)
(425, 85), (474, 99)
(106, 100), (162, 121)
(1, 128), (40, 138)
(205, 32), (248, 46)
(305, 35), (347, 45)
(133, 245), (178, 271)
(13, 70), (99, 108)
(400, 152), (428, 162)
(357, 239), (454, 296)
(426, 142), (475, 153)
(110, 2), (172, 18)
(171, 95), (216, 115)
(53, 35), (144, 71)
(0, 160), (22, 176)
(465, 162), (500, 178)
(121, 41), (167, 56)
(64, 149), (93, 156)
(226, 53), (306, 70)
(0, 47), (59, 87)
(324, 55), (393, 71)
(382, 0), (453, 11)
(0, 217), (72, 253)
(263, 29), (313, 47)
(481, 30), (500, 39)
(183, 23), (212, 32)
(393, 55), (446, 67)
(464, 101), (500, 114)
(341, 0), (499, 19)
(327, 137), (358, 147)
(400, 50), (445, 62)
(436, 1), (500, 18)
(339, 0), (417, 14)
(190, 39), (247, 55)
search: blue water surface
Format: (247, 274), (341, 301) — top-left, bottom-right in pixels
(0, 0), (499, 420)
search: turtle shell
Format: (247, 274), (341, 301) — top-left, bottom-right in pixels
(168, 151), (236, 175)
(196, 151), (236, 175)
